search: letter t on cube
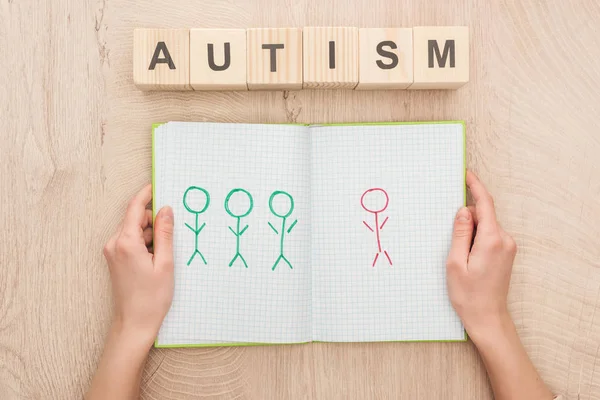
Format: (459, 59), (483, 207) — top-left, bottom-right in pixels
(190, 29), (248, 90)
(246, 28), (303, 90)
(410, 26), (469, 89)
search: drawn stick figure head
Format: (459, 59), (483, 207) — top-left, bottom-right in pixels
(183, 186), (210, 214)
(269, 190), (294, 218)
(360, 188), (389, 213)
(224, 188), (254, 218)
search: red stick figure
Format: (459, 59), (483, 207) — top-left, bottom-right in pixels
(361, 188), (392, 267)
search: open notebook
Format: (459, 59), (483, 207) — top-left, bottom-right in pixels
(152, 121), (466, 347)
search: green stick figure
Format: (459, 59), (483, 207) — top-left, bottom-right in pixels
(225, 188), (254, 268)
(267, 190), (298, 271)
(183, 186), (210, 266)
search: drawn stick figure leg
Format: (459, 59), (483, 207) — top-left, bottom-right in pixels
(198, 251), (207, 265)
(187, 251), (197, 266)
(188, 250), (197, 266)
(372, 253), (379, 267)
(238, 253), (248, 268)
(272, 255), (283, 271)
(188, 250), (207, 266)
(228, 253), (240, 267)
(280, 255), (293, 270)
(229, 252), (248, 268)
(384, 250), (392, 266)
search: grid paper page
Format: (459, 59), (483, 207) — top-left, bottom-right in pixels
(154, 122), (312, 345)
(310, 123), (465, 342)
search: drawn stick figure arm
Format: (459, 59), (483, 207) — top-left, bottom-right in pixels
(287, 219), (298, 233)
(268, 222), (279, 235)
(198, 222), (206, 233)
(239, 225), (249, 236)
(362, 220), (374, 232)
(228, 226), (238, 236)
(185, 223), (196, 233)
(380, 216), (389, 230)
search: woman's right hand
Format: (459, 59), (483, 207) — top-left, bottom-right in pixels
(446, 170), (517, 341)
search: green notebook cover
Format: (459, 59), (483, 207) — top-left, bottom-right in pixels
(152, 121), (467, 348)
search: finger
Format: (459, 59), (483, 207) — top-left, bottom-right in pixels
(142, 209), (153, 230)
(467, 205), (478, 225)
(143, 227), (153, 246)
(103, 234), (117, 259)
(446, 207), (474, 273)
(466, 171), (497, 231)
(123, 184), (153, 235)
(502, 232), (518, 258)
(153, 206), (174, 273)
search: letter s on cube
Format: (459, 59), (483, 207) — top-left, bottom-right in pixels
(356, 28), (414, 90)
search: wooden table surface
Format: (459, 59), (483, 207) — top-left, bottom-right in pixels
(1, 0), (599, 399)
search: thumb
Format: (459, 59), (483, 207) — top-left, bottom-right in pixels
(154, 206), (174, 272)
(446, 207), (474, 272)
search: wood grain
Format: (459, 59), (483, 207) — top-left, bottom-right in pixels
(1, 0), (599, 399)
(247, 28), (303, 90)
(134, 29), (191, 90)
(303, 27), (359, 89)
(410, 26), (469, 89)
(190, 29), (248, 91)
(356, 28), (414, 90)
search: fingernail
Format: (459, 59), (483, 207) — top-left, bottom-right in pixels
(162, 206), (173, 222)
(456, 207), (470, 222)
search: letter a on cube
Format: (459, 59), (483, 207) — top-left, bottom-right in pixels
(133, 29), (191, 90)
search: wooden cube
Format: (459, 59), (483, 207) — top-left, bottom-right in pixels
(189, 29), (247, 91)
(356, 28), (413, 90)
(303, 27), (358, 89)
(410, 26), (469, 89)
(133, 29), (191, 90)
(246, 28), (302, 90)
